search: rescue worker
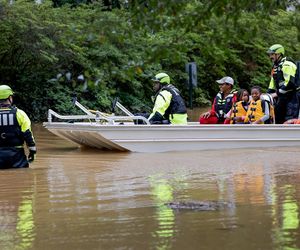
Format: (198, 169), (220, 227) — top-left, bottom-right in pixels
(267, 44), (298, 124)
(148, 72), (188, 125)
(244, 86), (271, 124)
(0, 85), (36, 168)
(199, 76), (237, 124)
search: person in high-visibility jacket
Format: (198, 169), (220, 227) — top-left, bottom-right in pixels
(0, 85), (36, 168)
(148, 73), (188, 125)
(267, 44), (298, 124)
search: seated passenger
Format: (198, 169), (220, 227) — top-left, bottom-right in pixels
(148, 72), (188, 125)
(244, 86), (271, 124)
(199, 76), (237, 124)
(225, 89), (249, 124)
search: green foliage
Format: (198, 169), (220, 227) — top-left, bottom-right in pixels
(0, 0), (299, 121)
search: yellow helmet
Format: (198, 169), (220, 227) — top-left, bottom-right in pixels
(0, 85), (14, 100)
(267, 44), (285, 55)
(152, 73), (170, 84)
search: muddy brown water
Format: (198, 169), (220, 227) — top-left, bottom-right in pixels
(0, 123), (300, 250)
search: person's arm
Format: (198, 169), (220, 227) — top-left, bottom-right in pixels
(284, 119), (297, 124)
(278, 61), (297, 94)
(16, 109), (36, 162)
(148, 90), (172, 124)
(223, 109), (231, 124)
(201, 97), (217, 118)
(225, 109), (232, 120)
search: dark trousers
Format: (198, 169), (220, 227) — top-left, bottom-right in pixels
(275, 92), (300, 124)
(0, 147), (29, 169)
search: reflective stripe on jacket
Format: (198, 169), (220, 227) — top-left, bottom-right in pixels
(268, 57), (297, 95)
(213, 90), (237, 121)
(0, 107), (23, 147)
(0, 106), (35, 147)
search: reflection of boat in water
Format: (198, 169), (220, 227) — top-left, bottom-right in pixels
(43, 100), (300, 153)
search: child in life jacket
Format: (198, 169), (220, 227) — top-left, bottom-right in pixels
(244, 86), (271, 124)
(225, 89), (249, 124)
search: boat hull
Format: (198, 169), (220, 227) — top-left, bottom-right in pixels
(43, 122), (300, 153)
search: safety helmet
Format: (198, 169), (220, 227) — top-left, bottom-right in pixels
(267, 44), (285, 55)
(152, 73), (170, 85)
(0, 85), (14, 100)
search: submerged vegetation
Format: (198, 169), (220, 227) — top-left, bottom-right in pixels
(0, 0), (299, 121)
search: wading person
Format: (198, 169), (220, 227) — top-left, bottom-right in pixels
(0, 85), (36, 168)
(266, 44), (298, 124)
(148, 72), (188, 125)
(199, 76), (237, 124)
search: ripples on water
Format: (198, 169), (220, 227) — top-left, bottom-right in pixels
(0, 125), (299, 250)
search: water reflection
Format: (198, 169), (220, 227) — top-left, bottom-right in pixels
(0, 125), (299, 249)
(273, 184), (299, 250)
(150, 177), (175, 249)
(0, 170), (35, 250)
(16, 194), (35, 249)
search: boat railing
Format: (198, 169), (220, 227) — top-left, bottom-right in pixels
(47, 100), (150, 125)
(76, 99), (150, 124)
(115, 101), (134, 116)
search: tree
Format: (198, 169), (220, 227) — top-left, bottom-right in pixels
(0, 0), (299, 121)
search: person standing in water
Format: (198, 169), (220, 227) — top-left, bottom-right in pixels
(0, 85), (36, 168)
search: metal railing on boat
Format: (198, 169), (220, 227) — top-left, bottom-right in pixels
(47, 100), (150, 125)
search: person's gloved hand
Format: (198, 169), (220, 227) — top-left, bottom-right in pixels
(28, 149), (37, 163)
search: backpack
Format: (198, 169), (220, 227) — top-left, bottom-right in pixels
(261, 95), (275, 124)
(295, 61), (300, 89)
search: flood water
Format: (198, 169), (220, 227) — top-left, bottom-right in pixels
(1, 124), (300, 250)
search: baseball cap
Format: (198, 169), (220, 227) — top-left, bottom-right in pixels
(216, 76), (234, 85)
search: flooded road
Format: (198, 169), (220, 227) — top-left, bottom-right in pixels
(0, 124), (300, 250)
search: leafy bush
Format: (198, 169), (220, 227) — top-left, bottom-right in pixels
(0, 1), (299, 121)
